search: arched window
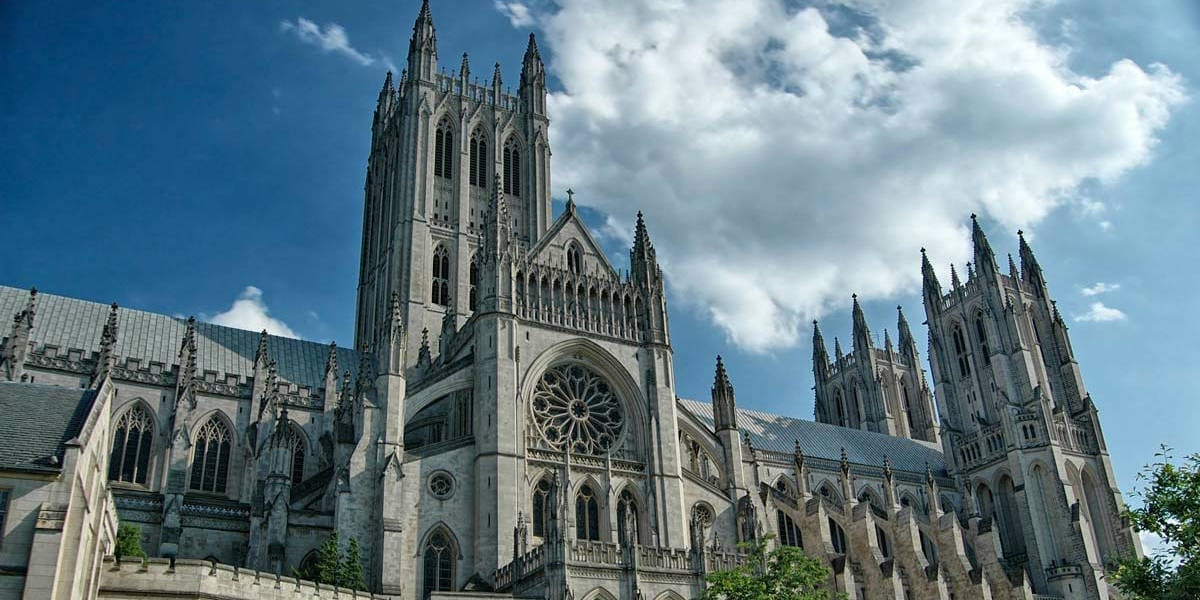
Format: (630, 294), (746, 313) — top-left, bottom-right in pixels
(777, 510), (802, 547)
(532, 479), (551, 538)
(468, 255), (479, 310)
(503, 137), (521, 196)
(432, 246), (450, 306)
(109, 404), (154, 485)
(422, 529), (455, 597)
(920, 530), (938, 565)
(828, 517), (847, 554)
(775, 478), (792, 496)
(901, 382), (915, 432)
(297, 550), (320, 581)
(975, 316), (991, 366)
(284, 424), (306, 486)
(566, 244), (582, 274)
(468, 129), (487, 187)
(834, 389), (846, 427)
(952, 324), (970, 377)
(616, 489), (639, 545)
(575, 484), (600, 541)
(190, 417), (232, 493)
(434, 118), (453, 180)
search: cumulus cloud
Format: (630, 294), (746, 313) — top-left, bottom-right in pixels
(495, 1), (535, 27)
(1081, 282), (1120, 296)
(514, 0), (1184, 352)
(207, 286), (299, 338)
(1073, 301), (1127, 323)
(280, 18), (394, 71)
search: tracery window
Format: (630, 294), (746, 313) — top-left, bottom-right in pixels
(616, 489), (639, 545)
(952, 325), (970, 377)
(432, 246), (450, 306)
(575, 484), (601, 541)
(777, 510), (802, 547)
(503, 137), (521, 196)
(284, 424), (306, 486)
(829, 518), (847, 554)
(422, 530), (455, 597)
(530, 363), (624, 455)
(566, 244), (581, 274)
(190, 417), (232, 494)
(691, 503), (714, 529)
(975, 316), (991, 366)
(109, 404), (154, 485)
(834, 389), (846, 427)
(532, 479), (552, 538)
(434, 118), (453, 180)
(468, 129), (487, 187)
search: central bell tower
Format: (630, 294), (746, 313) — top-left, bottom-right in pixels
(354, 0), (552, 360)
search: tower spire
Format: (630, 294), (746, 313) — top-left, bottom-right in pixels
(1018, 229), (1048, 296)
(629, 211), (661, 290)
(971, 213), (998, 273)
(812, 320), (829, 379)
(851, 294), (872, 353)
(921, 248), (943, 313)
(520, 32), (546, 114)
(407, 0), (438, 81)
(949, 263), (962, 290)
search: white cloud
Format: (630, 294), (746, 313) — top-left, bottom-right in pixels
(495, 1), (535, 27)
(1081, 282), (1120, 296)
(207, 286), (299, 338)
(1099, 220), (1113, 231)
(280, 18), (395, 71)
(516, 0), (1184, 352)
(1073, 301), (1127, 322)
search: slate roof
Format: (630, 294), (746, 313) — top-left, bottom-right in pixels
(678, 399), (946, 476)
(0, 285), (358, 391)
(0, 382), (95, 473)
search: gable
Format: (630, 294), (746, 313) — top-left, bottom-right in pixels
(527, 205), (618, 278)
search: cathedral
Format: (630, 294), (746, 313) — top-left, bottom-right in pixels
(0, 2), (1143, 599)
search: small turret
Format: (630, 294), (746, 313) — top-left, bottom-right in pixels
(834, 337), (844, 362)
(374, 71), (394, 130)
(1018, 230), (1048, 297)
(519, 33), (546, 115)
(883, 328), (894, 356)
(406, 0), (438, 81)
(812, 321), (829, 380)
(491, 62), (503, 102)
(1, 287), (37, 382)
(91, 302), (119, 388)
(897, 306), (916, 356)
(949, 263), (962, 290)
(176, 317), (198, 411)
(629, 211), (661, 291)
(712, 356), (737, 431)
(971, 213), (998, 274)
(851, 294), (872, 354)
(459, 52), (470, 87)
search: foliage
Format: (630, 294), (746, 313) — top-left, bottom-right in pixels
(703, 537), (845, 600)
(1112, 447), (1200, 600)
(114, 523), (147, 560)
(297, 531), (367, 591)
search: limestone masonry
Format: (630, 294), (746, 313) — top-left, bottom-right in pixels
(0, 2), (1141, 599)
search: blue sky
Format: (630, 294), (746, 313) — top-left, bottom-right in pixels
(2, 0), (1198, 517)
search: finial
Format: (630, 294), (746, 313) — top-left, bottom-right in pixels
(840, 447), (850, 473)
(565, 188), (575, 212)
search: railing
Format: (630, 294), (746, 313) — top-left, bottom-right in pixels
(958, 423), (1006, 470)
(512, 264), (648, 343)
(495, 541), (746, 591)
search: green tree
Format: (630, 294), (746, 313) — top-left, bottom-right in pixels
(338, 537), (367, 591)
(311, 531), (342, 585)
(703, 537), (845, 600)
(114, 523), (147, 560)
(1113, 447), (1200, 600)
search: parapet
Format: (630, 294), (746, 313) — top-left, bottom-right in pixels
(98, 556), (401, 599)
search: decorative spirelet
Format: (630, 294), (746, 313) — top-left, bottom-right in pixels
(531, 364), (624, 455)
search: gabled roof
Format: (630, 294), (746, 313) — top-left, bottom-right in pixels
(0, 285), (358, 391)
(678, 398), (946, 476)
(527, 205), (619, 278)
(0, 382), (95, 474)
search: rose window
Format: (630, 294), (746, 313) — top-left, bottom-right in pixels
(531, 364), (624, 455)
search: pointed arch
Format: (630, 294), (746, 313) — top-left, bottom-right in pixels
(189, 413), (234, 493)
(856, 485), (884, 512)
(420, 524), (461, 597)
(616, 486), (641, 545)
(502, 135), (522, 196)
(579, 587), (618, 600)
(432, 244), (451, 306)
(951, 321), (970, 377)
(574, 478), (602, 541)
(468, 253), (479, 310)
(566, 242), (582, 275)
(773, 475), (795, 497)
(817, 480), (842, 504)
(434, 116), (454, 179)
(531, 473), (553, 539)
(1079, 464), (1116, 564)
(653, 592), (687, 600)
(109, 399), (156, 485)
(468, 126), (489, 187)
(283, 421), (308, 485)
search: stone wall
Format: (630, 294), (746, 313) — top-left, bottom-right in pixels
(97, 557), (401, 600)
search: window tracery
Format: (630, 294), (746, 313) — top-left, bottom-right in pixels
(432, 246), (450, 306)
(434, 118), (453, 179)
(468, 129), (487, 187)
(575, 484), (600, 541)
(109, 404), (154, 485)
(423, 530), (455, 597)
(531, 364), (624, 456)
(190, 417), (232, 494)
(503, 137), (521, 196)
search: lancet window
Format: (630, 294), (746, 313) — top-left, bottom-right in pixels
(190, 417), (232, 493)
(109, 404), (154, 485)
(434, 118), (453, 179)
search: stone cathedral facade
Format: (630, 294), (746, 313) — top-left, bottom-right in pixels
(0, 2), (1143, 599)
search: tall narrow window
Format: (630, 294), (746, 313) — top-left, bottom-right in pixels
(434, 118), (453, 179)
(468, 257), (479, 310)
(566, 244), (582, 274)
(876, 525), (891, 558)
(975, 316), (991, 365)
(109, 404), (154, 485)
(901, 383), (915, 432)
(575, 484), (600, 541)
(503, 138), (521, 196)
(834, 390), (846, 427)
(432, 246), (450, 306)
(777, 511), (802, 547)
(285, 425), (306, 486)
(616, 490), (639, 545)
(829, 518), (847, 554)
(532, 479), (551, 538)
(469, 130), (487, 187)
(920, 530), (938, 565)
(190, 418), (232, 494)
(422, 530), (455, 597)
(952, 325), (970, 377)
